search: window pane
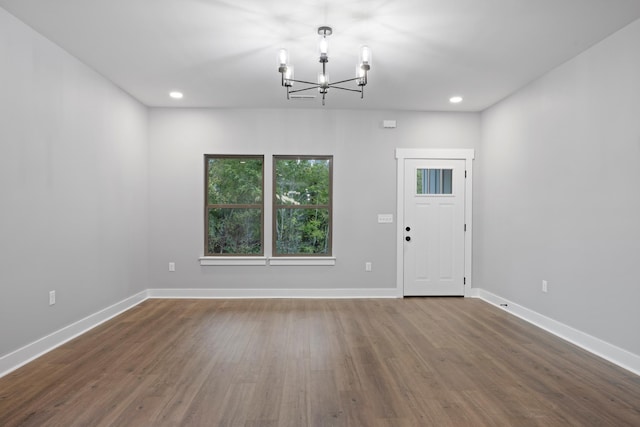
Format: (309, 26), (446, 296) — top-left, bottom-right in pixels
(275, 158), (330, 206)
(442, 169), (452, 193)
(207, 208), (262, 255)
(207, 158), (263, 204)
(275, 208), (330, 255)
(417, 168), (453, 194)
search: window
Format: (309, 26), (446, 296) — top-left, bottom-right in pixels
(204, 155), (264, 255)
(417, 168), (452, 194)
(273, 156), (332, 256)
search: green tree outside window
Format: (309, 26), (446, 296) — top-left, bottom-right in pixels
(273, 156), (332, 256)
(205, 155), (263, 255)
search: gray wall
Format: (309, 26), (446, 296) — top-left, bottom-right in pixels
(0, 9), (149, 356)
(4, 2), (637, 366)
(148, 108), (480, 290)
(477, 20), (640, 355)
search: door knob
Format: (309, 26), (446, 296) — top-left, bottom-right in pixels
(405, 236), (411, 241)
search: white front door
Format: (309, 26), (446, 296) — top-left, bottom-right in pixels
(403, 159), (466, 296)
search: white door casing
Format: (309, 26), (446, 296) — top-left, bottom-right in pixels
(395, 149), (474, 297)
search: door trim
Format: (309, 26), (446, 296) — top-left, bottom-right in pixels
(395, 149), (475, 297)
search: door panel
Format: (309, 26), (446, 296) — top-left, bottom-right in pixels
(404, 159), (465, 296)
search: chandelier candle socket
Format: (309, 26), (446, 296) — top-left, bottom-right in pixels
(278, 26), (371, 105)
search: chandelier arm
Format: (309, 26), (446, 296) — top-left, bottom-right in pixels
(287, 78), (318, 86)
(287, 86), (320, 94)
(329, 77), (361, 86)
(328, 86), (363, 93)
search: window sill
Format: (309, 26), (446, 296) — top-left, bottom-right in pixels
(199, 257), (267, 266)
(269, 257), (336, 266)
(198, 256), (336, 266)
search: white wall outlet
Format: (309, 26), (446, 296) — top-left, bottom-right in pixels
(542, 280), (548, 293)
(377, 214), (393, 223)
(49, 290), (56, 306)
(169, 262), (176, 272)
(365, 262), (372, 272)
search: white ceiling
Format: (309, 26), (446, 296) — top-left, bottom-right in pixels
(2, 0), (640, 111)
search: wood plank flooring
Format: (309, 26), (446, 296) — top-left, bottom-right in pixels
(1, 298), (639, 426)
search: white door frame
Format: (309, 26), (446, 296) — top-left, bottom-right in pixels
(396, 148), (475, 297)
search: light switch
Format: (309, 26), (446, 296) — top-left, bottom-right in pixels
(378, 214), (393, 223)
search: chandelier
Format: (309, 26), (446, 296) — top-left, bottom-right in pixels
(278, 26), (371, 105)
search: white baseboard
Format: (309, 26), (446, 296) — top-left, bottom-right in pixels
(0, 290), (149, 378)
(471, 288), (640, 376)
(148, 287), (402, 299)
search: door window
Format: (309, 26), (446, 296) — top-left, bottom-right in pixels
(416, 168), (452, 194)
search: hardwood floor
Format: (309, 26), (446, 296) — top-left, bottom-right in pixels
(1, 298), (639, 426)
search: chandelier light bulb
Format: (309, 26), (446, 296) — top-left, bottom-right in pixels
(318, 72), (329, 87)
(284, 65), (294, 86)
(319, 37), (329, 58)
(359, 45), (372, 65)
(278, 49), (289, 66)
(356, 64), (366, 86)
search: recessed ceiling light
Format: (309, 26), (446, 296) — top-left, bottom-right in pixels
(169, 91), (183, 99)
(449, 96), (463, 104)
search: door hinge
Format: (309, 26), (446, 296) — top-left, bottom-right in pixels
(465, 170), (467, 178)
(464, 224), (467, 232)
(464, 277), (466, 285)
